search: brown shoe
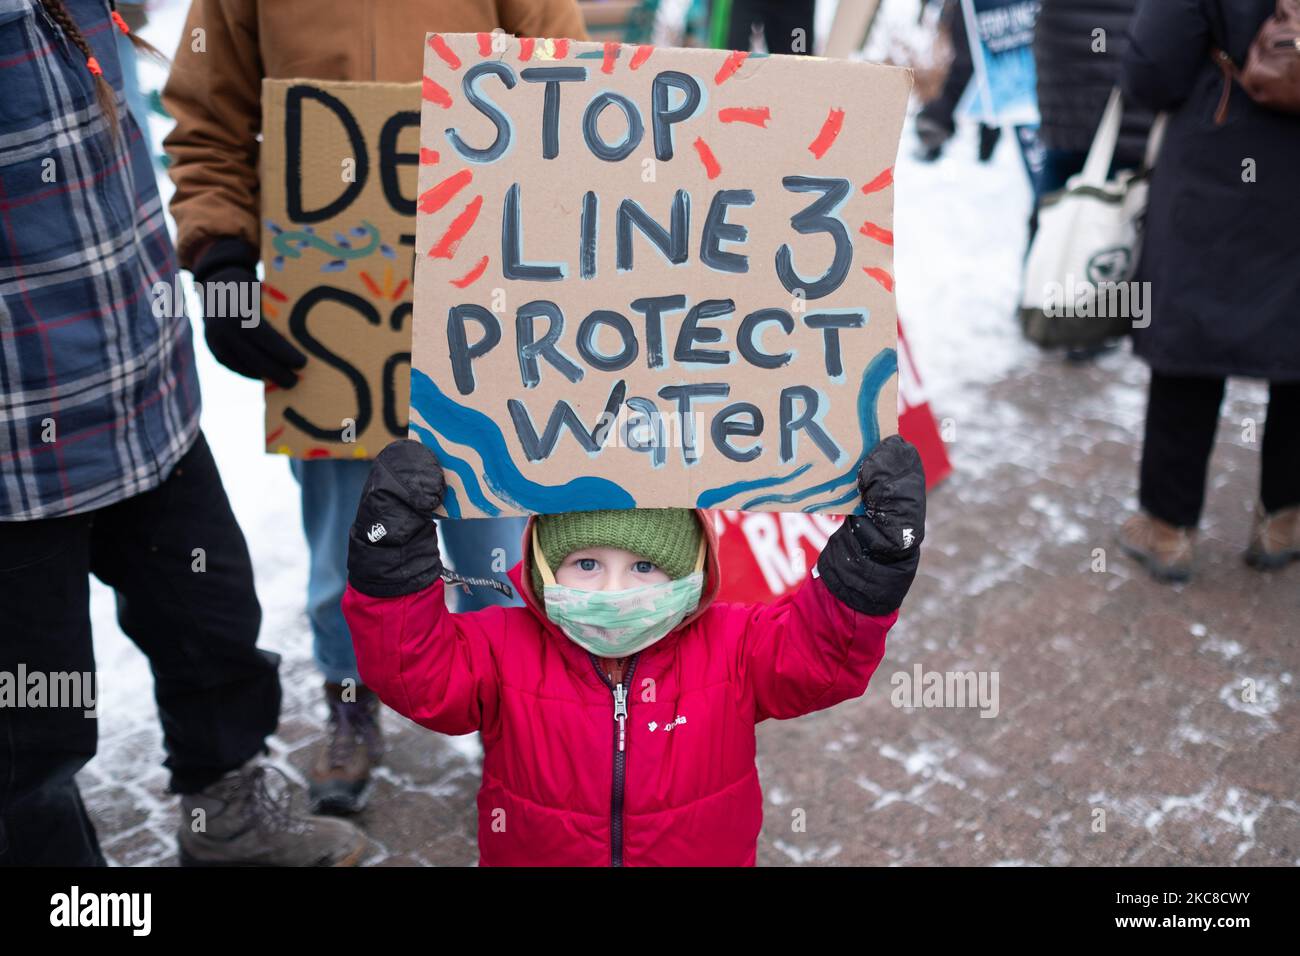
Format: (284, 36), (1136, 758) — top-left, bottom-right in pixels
(1245, 504), (1300, 571)
(178, 762), (367, 866)
(309, 682), (384, 815)
(1118, 512), (1195, 582)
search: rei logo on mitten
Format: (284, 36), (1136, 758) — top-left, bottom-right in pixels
(366, 522), (387, 543)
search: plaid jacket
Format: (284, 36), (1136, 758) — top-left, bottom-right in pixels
(0, 0), (199, 521)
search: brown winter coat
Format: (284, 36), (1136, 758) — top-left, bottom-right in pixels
(161, 0), (588, 268)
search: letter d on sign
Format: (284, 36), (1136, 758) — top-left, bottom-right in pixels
(285, 85), (368, 222)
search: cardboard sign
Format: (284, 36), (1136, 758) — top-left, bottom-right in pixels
(410, 34), (912, 517)
(260, 80), (422, 459)
(712, 317), (952, 604)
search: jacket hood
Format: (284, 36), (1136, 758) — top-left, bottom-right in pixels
(510, 508), (722, 633)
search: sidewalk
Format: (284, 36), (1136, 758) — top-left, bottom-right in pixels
(78, 339), (1299, 866)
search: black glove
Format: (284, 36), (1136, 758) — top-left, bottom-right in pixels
(193, 237), (306, 389)
(347, 440), (447, 598)
(817, 435), (926, 616)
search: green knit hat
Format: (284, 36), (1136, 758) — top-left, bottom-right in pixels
(531, 508), (703, 590)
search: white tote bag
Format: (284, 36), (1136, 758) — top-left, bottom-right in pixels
(1020, 88), (1165, 348)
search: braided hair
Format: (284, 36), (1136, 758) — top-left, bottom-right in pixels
(38, 0), (168, 135)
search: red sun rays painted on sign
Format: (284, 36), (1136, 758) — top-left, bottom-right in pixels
(715, 50), (748, 85)
(863, 267), (894, 292)
(427, 34), (461, 70)
(859, 222), (894, 245)
(718, 106), (771, 127)
(808, 108), (845, 159)
(427, 195), (484, 259)
(693, 137), (722, 179)
(418, 169), (472, 214)
(451, 255), (490, 288)
(862, 166), (894, 194)
(421, 77), (452, 108)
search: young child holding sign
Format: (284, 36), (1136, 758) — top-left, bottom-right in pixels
(342, 436), (925, 865)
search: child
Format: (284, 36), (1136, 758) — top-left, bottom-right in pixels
(343, 436), (926, 866)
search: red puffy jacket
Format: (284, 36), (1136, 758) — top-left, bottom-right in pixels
(342, 510), (896, 866)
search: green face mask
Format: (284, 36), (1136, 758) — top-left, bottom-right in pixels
(531, 533), (705, 658)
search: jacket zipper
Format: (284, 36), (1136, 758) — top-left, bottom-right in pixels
(590, 652), (638, 867)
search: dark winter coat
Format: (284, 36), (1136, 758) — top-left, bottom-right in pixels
(1034, 0), (1157, 167)
(1122, 0), (1300, 381)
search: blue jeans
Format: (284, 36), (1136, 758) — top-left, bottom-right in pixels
(290, 458), (525, 684)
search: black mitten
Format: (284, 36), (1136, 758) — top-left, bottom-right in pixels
(194, 237), (306, 389)
(816, 435), (926, 616)
(347, 440), (447, 598)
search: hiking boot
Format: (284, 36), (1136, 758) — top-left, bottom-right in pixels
(1245, 504), (1300, 571)
(1118, 512), (1195, 582)
(178, 762), (366, 867)
(308, 682), (383, 815)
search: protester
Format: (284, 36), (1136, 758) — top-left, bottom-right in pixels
(915, 0), (1004, 163)
(1117, 0), (1300, 581)
(0, 0), (364, 866)
(161, 0), (589, 816)
(341, 436), (925, 865)
(1033, 0), (1154, 194)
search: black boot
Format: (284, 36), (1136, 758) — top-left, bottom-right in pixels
(308, 682), (384, 815)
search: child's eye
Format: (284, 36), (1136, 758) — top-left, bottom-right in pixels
(633, 560), (657, 574)
(576, 558), (598, 571)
